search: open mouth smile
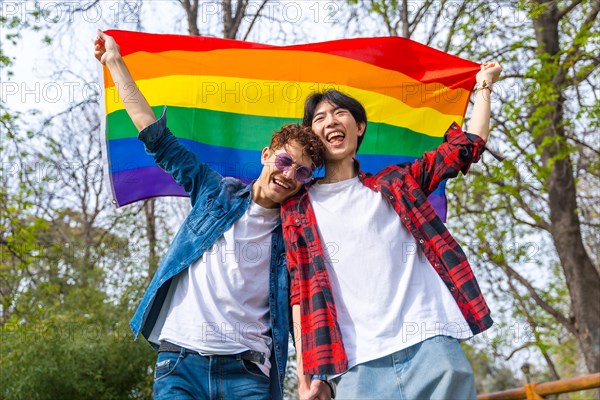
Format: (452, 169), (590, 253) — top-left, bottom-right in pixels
(273, 177), (291, 189)
(326, 131), (345, 143)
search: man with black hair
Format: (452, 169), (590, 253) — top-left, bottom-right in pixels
(284, 63), (502, 399)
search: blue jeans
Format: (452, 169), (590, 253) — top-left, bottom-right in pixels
(333, 336), (476, 400)
(153, 347), (270, 399)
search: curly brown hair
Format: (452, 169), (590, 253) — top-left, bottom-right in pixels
(269, 124), (325, 169)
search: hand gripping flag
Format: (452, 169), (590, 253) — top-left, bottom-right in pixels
(100, 30), (479, 219)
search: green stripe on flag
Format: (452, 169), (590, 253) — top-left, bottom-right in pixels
(106, 106), (444, 157)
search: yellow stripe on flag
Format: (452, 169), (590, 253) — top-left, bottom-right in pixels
(105, 75), (462, 137)
(102, 49), (471, 117)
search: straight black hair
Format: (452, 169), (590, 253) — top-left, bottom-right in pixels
(303, 90), (368, 152)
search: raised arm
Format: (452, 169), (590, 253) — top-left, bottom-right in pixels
(94, 30), (156, 131)
(95, 30), (221, 204)
(466, 62), (503, 142)
(382, 62), (502, 196)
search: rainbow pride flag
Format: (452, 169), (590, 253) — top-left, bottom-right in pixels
(101, 30), (479, 219)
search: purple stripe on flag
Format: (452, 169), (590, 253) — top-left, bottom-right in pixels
(428, 192), (447, 221)
(111, 165), (254, 207)
(112, 166), (187, 206)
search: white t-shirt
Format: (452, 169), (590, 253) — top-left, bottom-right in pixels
(149, 200), (279, 376)
(309, 177), (472, 370)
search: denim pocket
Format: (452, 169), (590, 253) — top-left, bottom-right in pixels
(239, 359), (269, 381)
(185, 199), (227, 235)
(154, 352), (183, 382)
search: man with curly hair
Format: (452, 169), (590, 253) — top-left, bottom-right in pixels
(95, 30), (325, 400)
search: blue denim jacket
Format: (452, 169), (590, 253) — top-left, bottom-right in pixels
(129, 110), (290, 399)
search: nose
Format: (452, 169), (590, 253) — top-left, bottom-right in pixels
(324, 112), (336, 127)
(282, 167), (296, 181)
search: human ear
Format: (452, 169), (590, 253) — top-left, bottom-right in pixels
(357, 122), (366, 137)
(261, 147), (271, 164)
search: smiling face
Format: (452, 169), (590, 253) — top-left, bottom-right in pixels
(253, 140), (315, 208)
(311, 101), (366, 164)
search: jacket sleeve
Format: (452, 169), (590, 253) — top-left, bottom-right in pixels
(138, 107), (222, 206)
(407, 122), (486, 196)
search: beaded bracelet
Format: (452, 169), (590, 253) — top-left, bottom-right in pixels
(474, 80), (493, 93)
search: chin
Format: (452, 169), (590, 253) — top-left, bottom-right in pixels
(280, 189), (301, 203)
(327, 150), (351, 160)
(265, 190), (287, 205)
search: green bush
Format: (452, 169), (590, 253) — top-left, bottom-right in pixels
(1, 312), (155, 399)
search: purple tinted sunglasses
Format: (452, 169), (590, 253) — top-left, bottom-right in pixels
(275, 153), (313, 184)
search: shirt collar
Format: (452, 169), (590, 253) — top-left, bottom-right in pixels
(307, 157), (365, 186)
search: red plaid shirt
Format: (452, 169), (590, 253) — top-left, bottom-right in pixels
(281, 122), (493, 375)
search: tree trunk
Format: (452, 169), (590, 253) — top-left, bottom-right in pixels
(222, 0), (247, 39)
(532, 0), (600, 373)
(401, 0), (409, 37)
(180, 0), (200, 36)
(144, 199), (159, 278)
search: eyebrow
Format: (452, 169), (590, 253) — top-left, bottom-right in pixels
(312, 111), (325, 120)
(281, 147), (313, 169)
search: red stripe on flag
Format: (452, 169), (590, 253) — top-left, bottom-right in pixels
(105, 30), (479, 90)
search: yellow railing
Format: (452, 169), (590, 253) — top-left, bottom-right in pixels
(477, 373), (600, 400)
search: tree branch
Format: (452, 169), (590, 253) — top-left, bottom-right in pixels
(178, 0), (200, 36)
(556, 0), (584, 20)
(506, 277), (562, 380)
(425, 0), (444, 46)
(242, 0), (268, 41)
(489, 257), (575, 334)
(505, 342), (535, 361)
(443, 1), (466, 52)
(553, 1), (600, 86)
(564, 57), (600, 88)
